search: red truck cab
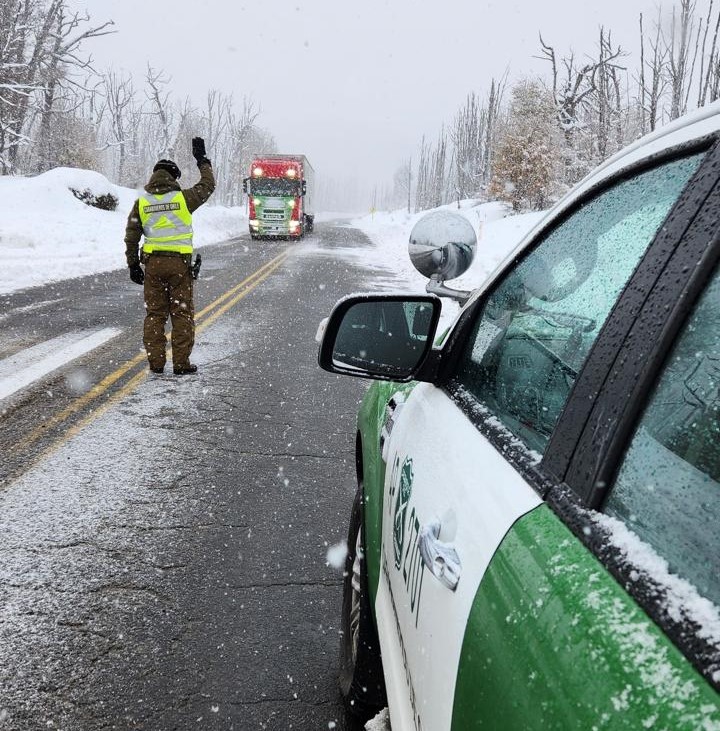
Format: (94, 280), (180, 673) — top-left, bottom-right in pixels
(243, 155), (315, 240)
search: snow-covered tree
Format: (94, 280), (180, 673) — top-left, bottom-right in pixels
(391, 158), (413, 212)
(450, 78), (505, 200)
(0, 0), (112, 174)
(489, 79), (561, 211)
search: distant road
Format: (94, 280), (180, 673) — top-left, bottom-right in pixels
(0, 223), (386, 730)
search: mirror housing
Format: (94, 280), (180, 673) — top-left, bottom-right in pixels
(318, 294), (442, 382)
(302, 180), (307, 196)
(242, 177), (249, 194)
(409, 211), (477, 305)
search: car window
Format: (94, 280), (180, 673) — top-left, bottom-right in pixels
(454, 152), (705, 453)
(604, 266), (720, 606)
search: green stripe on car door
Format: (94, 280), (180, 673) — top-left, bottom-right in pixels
(451, 504), (720, 730)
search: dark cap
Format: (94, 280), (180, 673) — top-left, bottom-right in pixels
(153, 159), (181, 180)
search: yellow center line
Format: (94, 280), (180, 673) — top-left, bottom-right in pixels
(196, 254), (288, 334)
(9, 249), (291, 459)
(195, 249), (289, 320)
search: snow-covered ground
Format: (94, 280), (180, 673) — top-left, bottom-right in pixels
(0, 166), (543, 305)
(0, 167), (248, 295)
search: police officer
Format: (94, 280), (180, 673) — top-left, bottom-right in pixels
(125, 138), (215, 375)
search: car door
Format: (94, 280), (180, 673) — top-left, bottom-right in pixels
(375, 147), (712, 731)
(555, 155), (720, 693)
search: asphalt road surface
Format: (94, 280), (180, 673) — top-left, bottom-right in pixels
(0, 223), (395, 730)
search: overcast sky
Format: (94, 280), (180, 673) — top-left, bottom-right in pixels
(74, 0), (669, 195)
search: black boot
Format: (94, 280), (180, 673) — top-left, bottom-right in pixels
(174, 363), (198, 376)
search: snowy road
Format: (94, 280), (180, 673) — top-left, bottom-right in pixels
(0, 224), (390, 730)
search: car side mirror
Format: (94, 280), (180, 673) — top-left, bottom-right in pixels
(318, 294), (442, 382)
(409, 210), (477, 304)
(302, 181), (307, 196)
(242, 177), (249, 194)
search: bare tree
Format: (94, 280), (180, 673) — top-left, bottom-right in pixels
(668, 0), (696, 119)
(537, 34), (610, 184)
(450, 77), (506, 201)
(415, 135), (431, 211)
(698, 1), (720, 105)
(638, 10), (669, 133)
(595, 27), (628, 160)
(225, 97), (262, 205)
(0, 1), (112, 173)
(99, 70), (139, 184)
(392, 158), (412, 212)
(145, 65), (174, 159)
(0, 0), (57, 172)
(33, 6), (113, 172)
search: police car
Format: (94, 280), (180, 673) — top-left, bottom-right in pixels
(318, 104), (720, 729)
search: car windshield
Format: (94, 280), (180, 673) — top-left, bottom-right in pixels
(250, 178), (300, 196)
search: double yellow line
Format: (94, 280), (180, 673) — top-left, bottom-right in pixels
(10, 249), (289, 464)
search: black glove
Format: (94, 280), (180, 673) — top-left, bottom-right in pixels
(129, 262), (144, 285)
(191, 253), (202, 280)
(192, 137), (209, 165)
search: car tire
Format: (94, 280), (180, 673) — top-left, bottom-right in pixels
(339, 487), (387, 721)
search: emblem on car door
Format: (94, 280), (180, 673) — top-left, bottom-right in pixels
(393, 457), (413, 570)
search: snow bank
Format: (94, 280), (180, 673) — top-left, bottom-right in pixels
(0, 167), (247, 295)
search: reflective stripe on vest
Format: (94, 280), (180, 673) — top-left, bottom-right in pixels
(138, 191), (193, 254)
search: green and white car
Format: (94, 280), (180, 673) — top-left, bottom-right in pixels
(318, 105), (720, 730)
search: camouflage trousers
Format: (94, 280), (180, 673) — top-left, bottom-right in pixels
(143, 254), (195, 370)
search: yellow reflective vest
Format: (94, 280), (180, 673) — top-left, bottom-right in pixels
(138, 191), (193, 254)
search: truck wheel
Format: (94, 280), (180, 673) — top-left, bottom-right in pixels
(339, 487), (386, 720)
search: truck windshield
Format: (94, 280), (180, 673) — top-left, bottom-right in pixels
(250, 178), (300, 196)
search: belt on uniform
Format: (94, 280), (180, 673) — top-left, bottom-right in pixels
(147, 250), (185, 258)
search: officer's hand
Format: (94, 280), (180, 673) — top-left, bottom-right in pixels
(192, 137), (207, 162)
(129, 262), (145, 285)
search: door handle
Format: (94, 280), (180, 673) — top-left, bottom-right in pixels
(419, 519), (461, 591)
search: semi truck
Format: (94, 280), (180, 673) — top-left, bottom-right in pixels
(243, 154), (315, 239)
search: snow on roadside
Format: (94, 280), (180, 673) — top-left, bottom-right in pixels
(0, 167), (247, 295)
(346, 200), (545, 329)
(351, 201), (544, 292)
(0, 327), (120, 402)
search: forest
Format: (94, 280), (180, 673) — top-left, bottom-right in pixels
(2, 0), (720, 211)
